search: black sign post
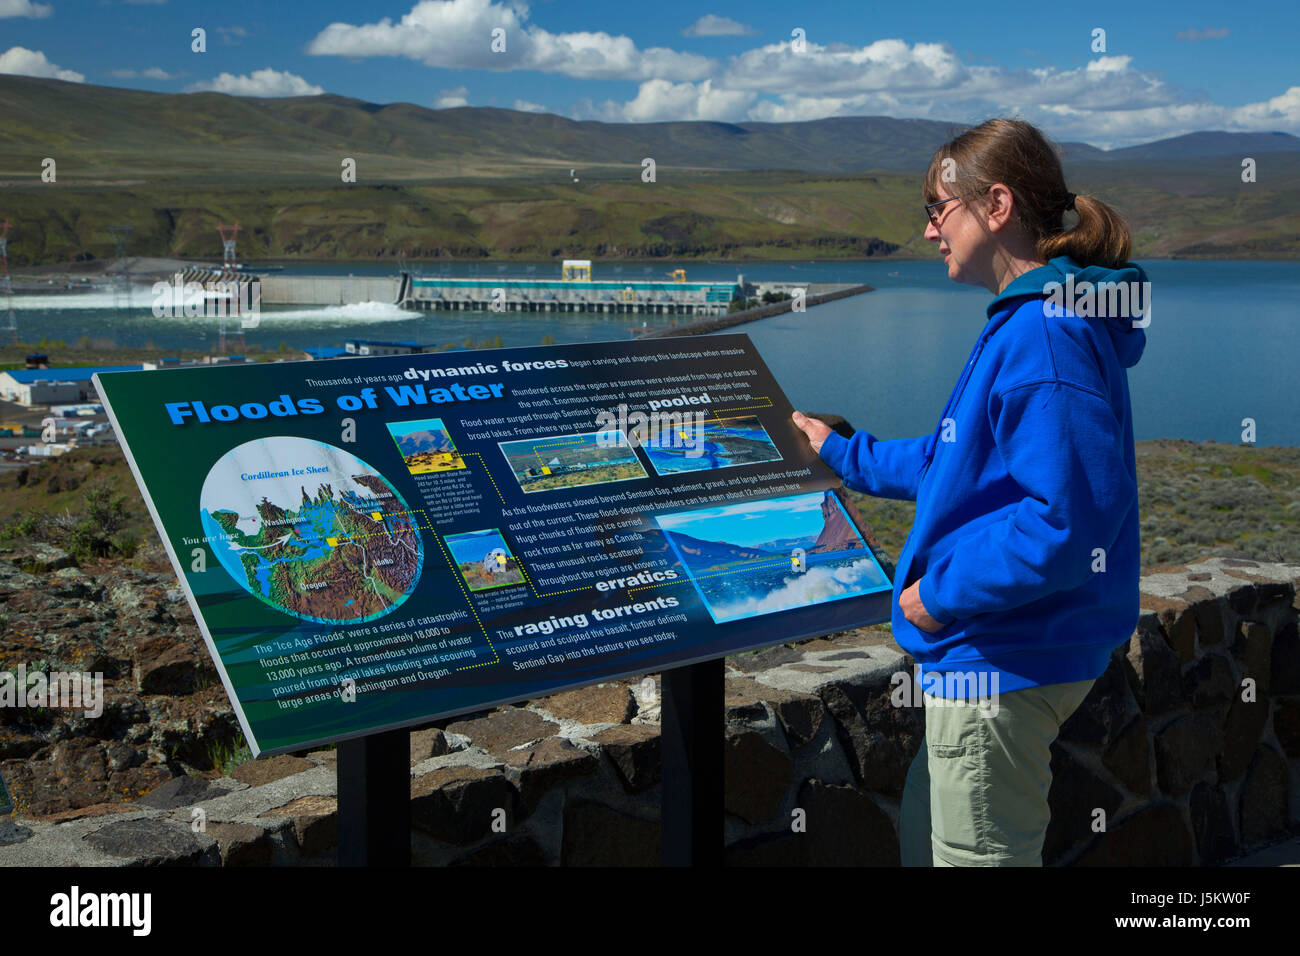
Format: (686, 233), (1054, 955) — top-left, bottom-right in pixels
(660, 658), (724, 866)
(337, 728), (410, 867)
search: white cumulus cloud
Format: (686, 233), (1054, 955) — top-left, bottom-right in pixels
(1175, 27), (1230, 41)
(185, 68), (324, 97)
(307, 0), (713, 82)
(434, 85), (468, 107)
(567, 36), (1297, 147)
(0, 46), (83, 81)
(109, 66), (179, 80)
(683, 15), (756, 37)
(616, 78), (756, 122)
(0, 0), (51, 18)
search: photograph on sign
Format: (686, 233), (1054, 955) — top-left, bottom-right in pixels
(655, 490), (890, 625)
(385, 418), (468, 475)
(94, 333), (893, 756)
(643, 415), (783, 475)
(498, 430), (647, 493)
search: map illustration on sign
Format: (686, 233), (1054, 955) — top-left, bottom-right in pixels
(199, 436), (424, 624)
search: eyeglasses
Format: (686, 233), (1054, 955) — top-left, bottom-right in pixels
(925, 196), (962, 226)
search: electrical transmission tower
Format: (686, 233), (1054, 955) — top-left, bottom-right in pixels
(109, 224), (133, 316)
(0, 221), (16, 345)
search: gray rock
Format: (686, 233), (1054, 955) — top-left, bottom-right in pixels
(501, 736), (599, 813)
(443, 708), (558, 756)
(135, 774), (222, 810)
(231, 755), (316, 788)
(723, 726), (791, 825)
(561, 799), (658, 865)
(724, 829), (803, 866)
(409, 766), (519, 845)
(1101, 715), (1152, 796)
(793, 778), (897, 866)
(83, 817), (218, 866)
(592, 724), (660, 793)
(1274, 697), (1300, 757)
(449, 836), (548, 867)
(409, 727), (452, 763)
(1124, 627), (1182, 715)
(1045, 744), (1126, 864)
(1193, 600), (1227, 646)
(1188, 781), (1237, 864)
(818, 672), (921, 798)
(1238, 746), (1289, 847)
(1226, 583), (1258, 617)
(1060, 661), (1140, 750)
(1185, 653), (1236, 709)
(258, 793), (337, 856)
(1220, 691), (1270, 781)
(1154, 711), (1223, 796)
(1232, 621), (1273, 694)
(533, 683), (636, 725)
(1271, 620), (1300, 694)
(204, 821), (273, 866)
(7, 542), (76, 573)
(725, 675), (824, 748)
(728, 645), (804, 673)
(1074, 803), (1195, 866)
(49, 567), (103, 600)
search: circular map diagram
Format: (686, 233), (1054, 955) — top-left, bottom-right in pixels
(199, 436), (424, 624)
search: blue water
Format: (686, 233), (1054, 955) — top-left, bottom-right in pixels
(13, 258), (1298, 445)
(719, 259), (1300, 447)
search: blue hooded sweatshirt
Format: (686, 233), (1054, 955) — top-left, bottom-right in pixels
(817, 255), (1147, 697)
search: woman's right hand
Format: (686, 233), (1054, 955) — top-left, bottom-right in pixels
(791, 410), (833, 454)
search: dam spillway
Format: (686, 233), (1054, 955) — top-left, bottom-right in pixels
(229, 260), (864, 316)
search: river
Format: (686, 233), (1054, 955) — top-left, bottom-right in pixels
(9, 258), (1297, 446)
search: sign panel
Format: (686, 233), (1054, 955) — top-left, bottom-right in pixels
(95, 334), (893, 756)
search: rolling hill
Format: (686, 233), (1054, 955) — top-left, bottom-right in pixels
(2, 75), (1297, 262)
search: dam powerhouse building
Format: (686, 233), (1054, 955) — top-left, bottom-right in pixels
(397, 261), (738, 316)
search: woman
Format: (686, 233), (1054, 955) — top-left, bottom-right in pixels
(792, 118), (1147, 866)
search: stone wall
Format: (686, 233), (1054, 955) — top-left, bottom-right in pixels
(1, 555), (1296, 866)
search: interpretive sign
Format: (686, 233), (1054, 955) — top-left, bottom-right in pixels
(95, 334), (893, 756)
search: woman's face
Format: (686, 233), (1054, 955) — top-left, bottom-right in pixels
(924, 186), (993, 289)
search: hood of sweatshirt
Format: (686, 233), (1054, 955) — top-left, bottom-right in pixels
(986, 255), (1148, 369)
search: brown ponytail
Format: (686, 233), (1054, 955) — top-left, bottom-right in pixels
(923, 118), (1132, 269)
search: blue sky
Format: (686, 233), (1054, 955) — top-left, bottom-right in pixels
(386, 417), (451, 440)
(1, 0), (1297, 148)
(445, 528), (510, 564)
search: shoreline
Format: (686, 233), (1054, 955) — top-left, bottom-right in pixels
(9, 253), (1295, 288)
(639, 284), (874, 338)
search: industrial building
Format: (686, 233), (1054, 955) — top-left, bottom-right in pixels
(303, 340), (427, 361)
(0, 366), (143, 407)
(0, 354), (256, 408)
(399, 261), (738, 316)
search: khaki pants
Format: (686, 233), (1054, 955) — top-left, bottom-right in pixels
(899, 677), (1095, 866)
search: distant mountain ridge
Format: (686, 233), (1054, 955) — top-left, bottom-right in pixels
(1, 74), (1295, 177)
(3, 74), (1297, 263)
(394, 429), (454, 456)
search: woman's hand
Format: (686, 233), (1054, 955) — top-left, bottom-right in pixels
(900, 578), (945, 633)
(791, 411), (832, 454)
